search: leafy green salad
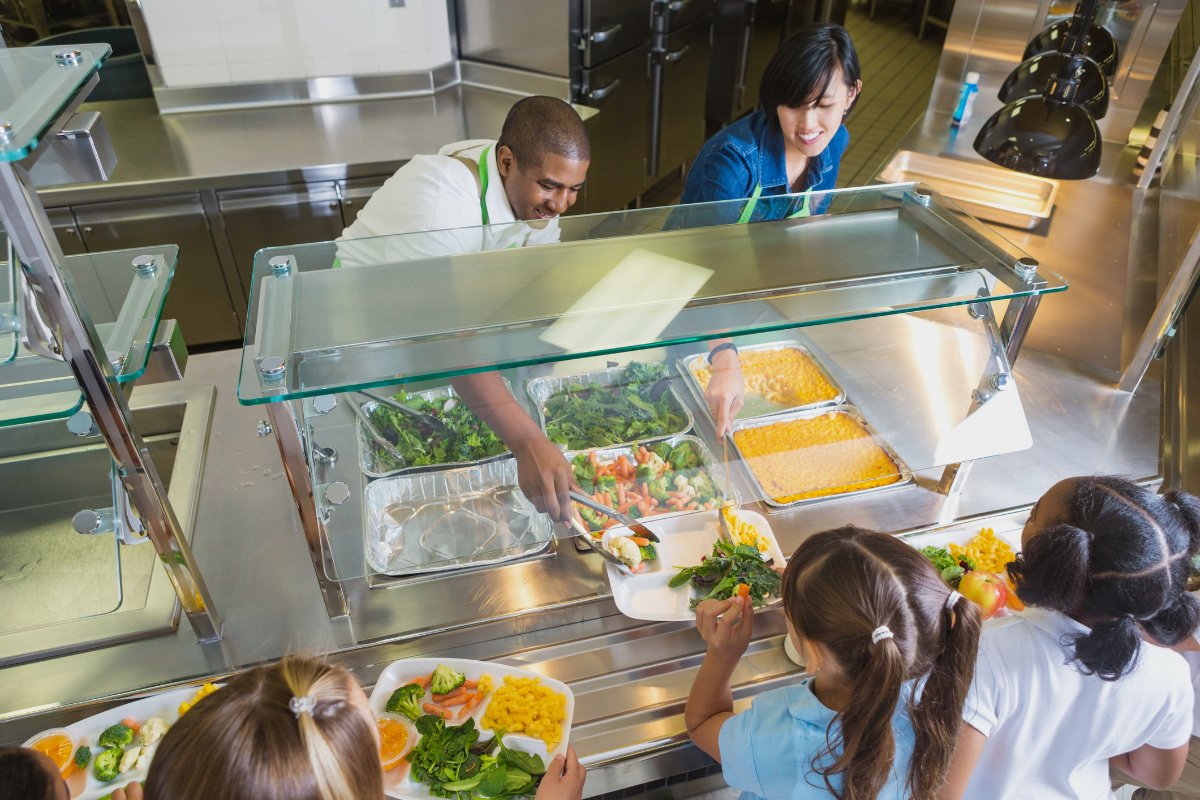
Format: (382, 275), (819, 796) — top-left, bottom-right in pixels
(920, 545), (977, 587)
(369, 390), (507, 471)
(542, 362), (688, 449)
(670, 539), (782, 610)
(408, 715), (548, 800)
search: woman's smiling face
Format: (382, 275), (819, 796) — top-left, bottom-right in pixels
(775, 68), (860, 159)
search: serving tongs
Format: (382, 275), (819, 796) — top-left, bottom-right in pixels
(566, 516), (634, 577)
(357, 388), (450, 435)
(346, 394), (408, 466)
(568, 489), (660, 542)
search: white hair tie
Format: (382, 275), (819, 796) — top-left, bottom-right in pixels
(870, 625), (894, 645)
(945, 591), (962, 611)
(289, 695), (317, 718)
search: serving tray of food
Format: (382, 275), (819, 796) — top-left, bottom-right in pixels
(22, 682), (221, 799)
(357, 380), (513, 479)
(729, 404), (913, 509)
(565, 435), (738, 535)
(597, 507), (787, 621)
(527, 361), (693, 451)
(368, 657), (574, 800)
(364, 458), (553, 576)
(678, 340), (845, 422)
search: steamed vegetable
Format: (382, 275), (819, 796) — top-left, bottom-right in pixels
(93, 748), (122, 782)
(430, 664), (467, 696)
(543, 362), (688, 449)
(385, 682), (425, 720)
(73, 745), (92, 769)
(97, 724), (134, 750)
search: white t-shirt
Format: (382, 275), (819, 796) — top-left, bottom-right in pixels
(962, 607), (1193, 800)
(1183, 631), (1200, 737)
(335, 139), (560, 266)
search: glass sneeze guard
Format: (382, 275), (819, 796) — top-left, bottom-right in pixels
(238, 184), (1068, 583)
(0, 245), (177, 427)
(0, 44), (110, 162)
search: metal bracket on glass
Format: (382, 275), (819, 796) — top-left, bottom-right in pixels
(104, 253), (162, 375)
(254, 255), (296, 397)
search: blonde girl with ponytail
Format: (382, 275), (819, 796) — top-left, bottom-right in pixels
(685, 526), (981, 800)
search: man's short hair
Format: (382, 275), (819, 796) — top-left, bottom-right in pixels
(497, 96), (591, 168)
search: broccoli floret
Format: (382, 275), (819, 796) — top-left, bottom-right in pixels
(652, 442), (674, 461)
(639, 544), (658, 561)
(73, 745), (92, 769)
(97, 723), (134, 749)
(635, 464), (655, 480)
(385, 682), (425, 720)
(429, 664), (466, 695)
(596, 474), (617, 490)
(668, 443), (700, 471)
(93, 748), (122, 783)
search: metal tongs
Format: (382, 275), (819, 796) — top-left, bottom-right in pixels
(357, 388), (450, 435)
(345, 394), (408, 466)
(567, 516), (634, 576)
(569, 490), (660, 542)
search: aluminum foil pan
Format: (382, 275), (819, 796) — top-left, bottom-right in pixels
(729, 404), (914, 509)
(678, 340), (845, 423)
(363, 456), (553, 576)
(527, 365), (694, 451)
(357, 379), (513, 479)
(565, 435), (739, 530)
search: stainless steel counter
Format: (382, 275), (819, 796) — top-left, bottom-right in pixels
(0, 340), (1159, 794)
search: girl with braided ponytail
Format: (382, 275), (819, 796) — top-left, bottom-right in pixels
(940, 477), (1200, 800)
(686, 526), (980, 800)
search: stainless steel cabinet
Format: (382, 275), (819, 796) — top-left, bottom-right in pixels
(578, 43), (650, 212)
(335, 177), (389, 229)
(72, 195), (241, 346)
(217, 182), (344, 303)
(47, 208), (88, 256)
(649, 17), (712, 180)
(577, 0), (653, 67)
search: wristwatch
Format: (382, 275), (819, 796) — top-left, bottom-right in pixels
(707, 342), (739, 365)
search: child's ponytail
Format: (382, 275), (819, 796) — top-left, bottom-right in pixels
(1072, 614), (1144, 681)
(908, 592), (981, 798)
(1008, 523), (1092, 611)
(1142, 592), (1200, 648)
(829, 631), (907, 800)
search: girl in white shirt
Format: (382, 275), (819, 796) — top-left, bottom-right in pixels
(940, 476), (1200, 800)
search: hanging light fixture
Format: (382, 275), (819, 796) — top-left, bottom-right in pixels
(973, 0), (1105, 179)
(998, 51), (1109, 118)
(1024, 11), (1118, 77)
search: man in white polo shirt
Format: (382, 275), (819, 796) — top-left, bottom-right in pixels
(336, 96), (590, 523)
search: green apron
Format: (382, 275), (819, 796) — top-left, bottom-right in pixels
(736, 183), (812, 224)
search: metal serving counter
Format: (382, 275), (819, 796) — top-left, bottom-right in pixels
(0, 341), (1159, 794)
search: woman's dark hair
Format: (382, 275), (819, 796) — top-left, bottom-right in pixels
(0, 746), (61, 800)
(783, 526), (980, 800)
(760, 23), (861, 126)
(1010, 477), (1200, 681)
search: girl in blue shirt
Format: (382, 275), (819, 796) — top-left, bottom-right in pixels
(686, 527), (981, 800)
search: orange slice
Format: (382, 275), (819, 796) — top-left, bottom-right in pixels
(26, 730), (76, 778)
(377, 718), (410, 770)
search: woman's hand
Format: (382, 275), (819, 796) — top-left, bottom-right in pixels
(536, 746), (586, 800)
(111, 782), (144, 800)
(695, 595), (754, 662)
(704, 348), (744, 439)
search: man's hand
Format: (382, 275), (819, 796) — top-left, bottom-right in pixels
(695, 595), (754, 661)
(536, 746), (586, 800)
(704, 348), (744, 439)
(512, 432), (576, 523)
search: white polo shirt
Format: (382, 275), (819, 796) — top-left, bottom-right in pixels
(335, 139), (560, 267)
(962, 607), (1193, 799)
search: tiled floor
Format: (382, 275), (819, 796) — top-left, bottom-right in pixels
(640, 5), (943, 207)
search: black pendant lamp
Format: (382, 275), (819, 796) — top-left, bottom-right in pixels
(1024, 13), (1118, 77)
(999, 51), (1109, 118)
(973, 0), (1105, 180)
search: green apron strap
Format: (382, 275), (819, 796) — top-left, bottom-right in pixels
(736, 183), (763, 224)
(788, 189), (812, 219)
(477, 145), (492, 226)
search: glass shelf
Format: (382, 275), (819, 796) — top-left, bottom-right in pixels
(238, 184), (1066, 406)
(0, 245), (177, 428)
(0, 44), (110, 162)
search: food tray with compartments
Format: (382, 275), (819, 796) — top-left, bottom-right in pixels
(729, 404), (914, 509)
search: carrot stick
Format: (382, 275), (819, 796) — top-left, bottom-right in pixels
(408, 674), (432, 689)
(423, 703), (452, 719)
(433, 686), (466, 702)
(463, 679), (478, 690)
(440, 694), (471, 707)
(455, 692), (485, 720)
(629, 536), (650, 546)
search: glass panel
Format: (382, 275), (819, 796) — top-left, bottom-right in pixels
(0, 245), (177, 427)
(0, 237), (14, 363)
(0, 44), (110, 162)
(307, 305), (1032, 580)
(238, 184), (1066, 405)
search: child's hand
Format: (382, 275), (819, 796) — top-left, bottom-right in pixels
(111, 782), (144, 800)
(695, 595), (754, 661)
(536, 745), (585, 800)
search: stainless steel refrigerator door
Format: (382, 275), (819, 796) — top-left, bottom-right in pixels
(740, 0), (790, 118)
(455, 0), (572, 76)
(658, 0), (715, 31)
(578, 43), (651, 212)
(580, 0), (653, 67)
(650, 18), (713, 180)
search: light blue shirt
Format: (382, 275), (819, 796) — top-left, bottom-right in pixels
(718, 678), (916, 800)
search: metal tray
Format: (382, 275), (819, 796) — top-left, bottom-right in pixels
(527, 365), (694, 451)
(729, 404), (914, 509)
(678, 340), (845, 423)
(877, 151), (1058, 230)
(356, 379), (513, 479)
(565, 435), (740, 530)
(363, 456), (553, 576)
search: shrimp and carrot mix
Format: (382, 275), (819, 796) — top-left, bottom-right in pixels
(691, 347), (839, 407)
(571, 440), (723, 533)
(949, 527), (1015, 574)
(732, 413), (901, 504)
(481, 676), (568, 750)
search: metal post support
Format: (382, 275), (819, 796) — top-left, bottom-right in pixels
(0, 160), (223, 641)
(998, 258), (1045, 367)
(263, 400), (350, 620)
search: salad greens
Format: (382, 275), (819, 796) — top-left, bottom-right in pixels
(670, 539), (781, 610)
(370, 389), (506, 471)
(921, 545), (977, 587)
(543, 362), (688, 449)
(408, 715), (546, 800)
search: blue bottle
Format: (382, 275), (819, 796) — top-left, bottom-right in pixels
(951, 71), (980, 128)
